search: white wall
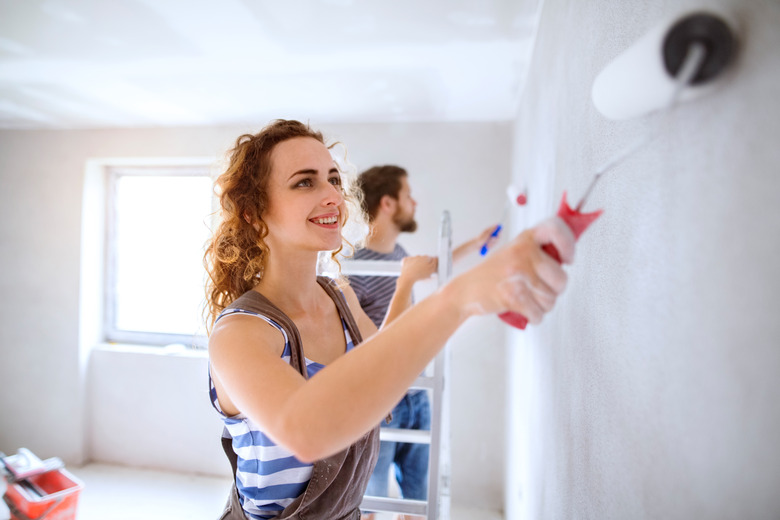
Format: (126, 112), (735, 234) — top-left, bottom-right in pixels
(87, 346), (228, 476)
(0, 121), (511, 511)
(506, 1), (780, 518)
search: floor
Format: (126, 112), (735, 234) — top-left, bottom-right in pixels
(74, 464), (232, 520)
(3, 463), (503, 520)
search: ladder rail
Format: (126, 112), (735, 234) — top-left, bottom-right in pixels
(429, 210), (452, 520)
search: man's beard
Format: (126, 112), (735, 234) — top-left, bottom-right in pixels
(393, 212), (417, 233)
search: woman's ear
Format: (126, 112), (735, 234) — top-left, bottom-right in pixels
(244, 212), (261, 232)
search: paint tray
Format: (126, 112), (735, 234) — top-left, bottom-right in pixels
(3, 468), (83, 520)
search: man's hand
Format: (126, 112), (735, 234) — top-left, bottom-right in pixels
(399, 255), (438, 284)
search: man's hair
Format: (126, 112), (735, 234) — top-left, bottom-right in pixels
(355, 165), (408, 223)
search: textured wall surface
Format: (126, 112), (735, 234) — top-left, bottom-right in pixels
(507, 1), (780, 518)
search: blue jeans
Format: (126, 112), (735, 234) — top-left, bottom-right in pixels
(365, 390), (430, 500)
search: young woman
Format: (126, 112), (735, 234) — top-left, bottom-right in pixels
(205, 119), (575, 520)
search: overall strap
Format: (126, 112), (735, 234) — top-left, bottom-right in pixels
(316, 276), (363, 346)
(226, 277), (362, 375)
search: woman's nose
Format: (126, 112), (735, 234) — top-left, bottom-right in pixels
(322, 182), (344, 206)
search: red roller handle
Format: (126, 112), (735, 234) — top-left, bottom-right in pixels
(498, 192), (603, 329)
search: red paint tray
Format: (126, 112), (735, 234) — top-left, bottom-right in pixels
(3, 468), (83, 520)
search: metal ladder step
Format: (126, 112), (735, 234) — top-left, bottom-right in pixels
(411, 376), (435, 390)
(360, 496), (428, 516)
(341, 259), (402, 276)
(379, 427), (431, 444)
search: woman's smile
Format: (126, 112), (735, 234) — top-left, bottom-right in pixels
(310, 213), (340, 227)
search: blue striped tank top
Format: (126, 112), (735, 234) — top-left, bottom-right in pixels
(208, 307), (357, 520)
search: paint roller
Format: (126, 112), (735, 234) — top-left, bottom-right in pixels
(592, 8), (738, 120)
(499, 8), (739, 329)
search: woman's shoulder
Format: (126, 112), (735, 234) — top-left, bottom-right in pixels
(209, 293), (288, 357)
(210, 310), (284, 345)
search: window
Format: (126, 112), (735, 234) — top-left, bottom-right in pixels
(104, 166), (215, 348)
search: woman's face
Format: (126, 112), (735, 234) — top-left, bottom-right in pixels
(262, 136), (345, 254)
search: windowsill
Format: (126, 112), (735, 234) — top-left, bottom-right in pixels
(92, 342), (208, 358)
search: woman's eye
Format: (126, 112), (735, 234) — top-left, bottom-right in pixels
(329, 176), (342, 187)
(295, 179), (313, 188)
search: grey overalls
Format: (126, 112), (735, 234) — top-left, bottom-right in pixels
(217, 277), (380, 520)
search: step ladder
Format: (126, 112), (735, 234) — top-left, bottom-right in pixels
(340, 211), (453, 520)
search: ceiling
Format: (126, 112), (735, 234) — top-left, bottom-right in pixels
(0, 0), (541, 130)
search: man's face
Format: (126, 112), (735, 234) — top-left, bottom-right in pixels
(392, 176), (417, 233)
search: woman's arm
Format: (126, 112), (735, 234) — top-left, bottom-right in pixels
(210, 218), (575, 462)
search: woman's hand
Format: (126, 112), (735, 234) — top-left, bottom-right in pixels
(444, 216), (576, 324)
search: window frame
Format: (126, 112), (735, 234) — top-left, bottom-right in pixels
(103, 163), (215, 349)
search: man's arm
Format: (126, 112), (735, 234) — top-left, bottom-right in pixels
(381, 255), (437, 328)
(452, 224), (499, 262)
(382, 224), (497, 327)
